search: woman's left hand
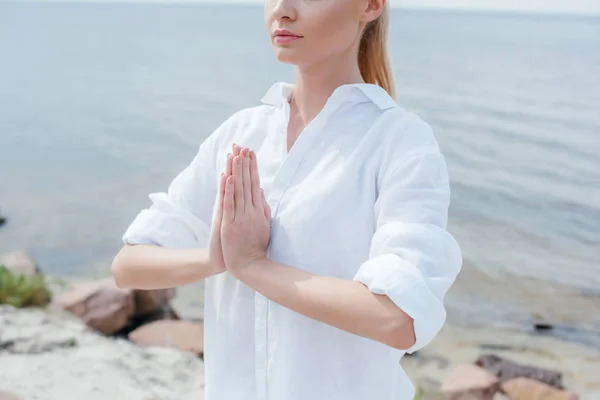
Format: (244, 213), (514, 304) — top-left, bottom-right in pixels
(221, 147), (272, 276)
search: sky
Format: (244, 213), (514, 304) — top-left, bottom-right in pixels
(206, 0), (600, 15)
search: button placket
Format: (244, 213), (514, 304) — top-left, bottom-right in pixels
(254, 100), (336, 400)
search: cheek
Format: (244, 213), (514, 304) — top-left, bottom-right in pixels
(304, 3), (359, 54)
(264, 1), (273, 17)
(264, 1), (273, 28)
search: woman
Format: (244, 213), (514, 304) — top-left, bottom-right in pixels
(112, 0), (462, 399)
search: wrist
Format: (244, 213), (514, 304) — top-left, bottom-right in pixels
(183, 248), (220, 281)
(205, 252), (227, 277)
(231, 255), (267, 281)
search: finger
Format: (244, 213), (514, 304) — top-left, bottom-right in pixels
(225, 153), (233, 177)
(261, 189), (271, 221)
(250, 151), (262, 208)
(233, 155), (244, 216)
(214, 172), (227, 225)
(242, 149), (251, 209)
(223, 175), (235, 224)
(232, 143), (243, 157)
(218, 172), (226, 213)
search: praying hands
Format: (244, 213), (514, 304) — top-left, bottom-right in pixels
(215, 144), (272, 276)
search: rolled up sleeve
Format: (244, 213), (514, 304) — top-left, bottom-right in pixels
(353, 150), (462, 354)
(122, 129), (223, 249)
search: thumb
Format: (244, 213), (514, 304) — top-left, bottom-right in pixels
(261, 189), (271, 221)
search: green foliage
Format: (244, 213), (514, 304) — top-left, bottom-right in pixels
(414, 387), (442, 400)
(414, 387), (424, 400)
(0, 265), (52, 308)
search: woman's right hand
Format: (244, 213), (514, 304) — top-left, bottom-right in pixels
(208, 144), (243, 275)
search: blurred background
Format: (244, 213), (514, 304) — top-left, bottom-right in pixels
(0, 1), (599, 399)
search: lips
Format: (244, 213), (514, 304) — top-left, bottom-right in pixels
(273, 29), (302, 45)
(273, 29), (303, 39)
(274, 35), (301, 44)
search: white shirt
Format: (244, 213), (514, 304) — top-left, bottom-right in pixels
(122, 82), (463, 400)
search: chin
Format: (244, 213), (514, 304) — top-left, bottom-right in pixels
(273, 48), (301, 65)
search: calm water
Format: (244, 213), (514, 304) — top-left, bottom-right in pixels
(0, 3), (599, 345)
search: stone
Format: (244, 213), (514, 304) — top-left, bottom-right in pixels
(0, 305), (205, 399)
(532, 313), (554, 331)
(0, 251), (40, 276)
(0, 305), (86, 355)
(476, 354), (564, 389)
(0, 390), (22, 400)
(52, 277), (135, 335)
(134, 288), (176, 316)
(501, 378), (578, 400)
(115, 304), (179, 338)
(441, 364), (500, 400)
(129, 320), (204, 356)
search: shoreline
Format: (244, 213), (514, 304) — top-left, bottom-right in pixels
(46, 270), (600, 349)
(402, 324), (600, 399)
(170, 280), (600, 398)
(44, 275), (600, 399)
(0, 260), (593, 399)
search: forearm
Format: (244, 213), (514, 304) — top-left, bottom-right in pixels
(238, 259), (416, 350)
(112, 244), (217, 290)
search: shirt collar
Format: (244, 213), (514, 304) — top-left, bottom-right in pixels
(261, 82), (397, 111)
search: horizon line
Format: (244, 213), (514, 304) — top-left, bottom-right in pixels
(3, 0), (599, 17)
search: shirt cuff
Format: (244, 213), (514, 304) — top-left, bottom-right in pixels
(122, 193), (211, 249)
(353, 253), (447, 354)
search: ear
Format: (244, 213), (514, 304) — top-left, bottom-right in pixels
(361, 0), (386, 24)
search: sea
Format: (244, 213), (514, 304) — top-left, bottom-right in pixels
(0, 2), (599, 347)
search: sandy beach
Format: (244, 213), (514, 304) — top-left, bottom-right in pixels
(140, 277), (600, 399)
(0, 274), (595, 400)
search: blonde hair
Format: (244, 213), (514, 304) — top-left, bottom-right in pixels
(358, 5), (396, 99)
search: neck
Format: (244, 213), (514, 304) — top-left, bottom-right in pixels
(291, 50), (364, 126)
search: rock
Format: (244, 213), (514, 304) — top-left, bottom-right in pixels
(0, 390), (22, 400)
(441, 364), (500, 400)
(0, 305), (205, 400)
(52, 277), (135, 335)
(0, 212), (6, 227)
(129, 320), (204, 356)
(0, 251), (40, 276)
(115, 304), (179, 338)
(533, 322), (554, 332)
(0, 305), (86, 354)
(501, 378), (578, 400)
(532, 313), (554, 331)
(476, 354), (564, 389)
(134, 288), (176, 317)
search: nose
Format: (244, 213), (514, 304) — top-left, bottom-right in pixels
(271, 0), (297, 22)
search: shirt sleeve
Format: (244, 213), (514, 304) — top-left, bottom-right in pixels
(352, 150), (462, 354)
(121, 126), (224, 250)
